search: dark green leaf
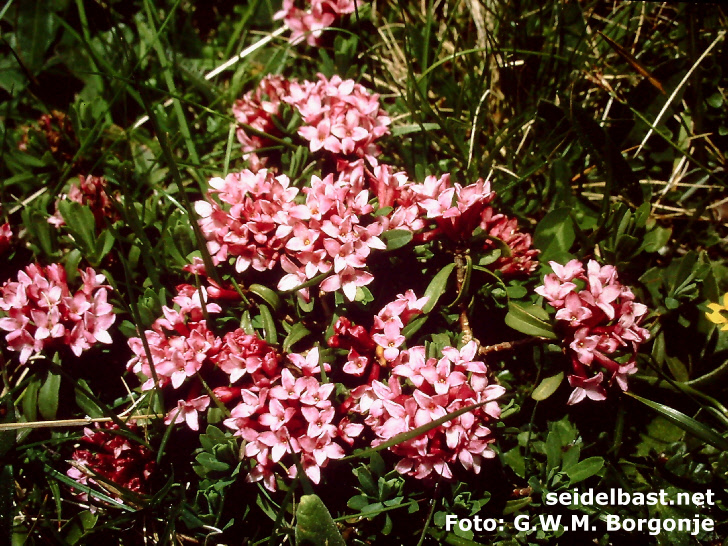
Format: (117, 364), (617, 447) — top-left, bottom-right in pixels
(423, 263), (455, 314)
(249, 283), (281, 311)
(505, 302), (557, 339)
(16, 0), (59, 73)
(259, 304), (277, 345)
(381, 229), (413, 251)
(531, 372), (564, 401)
(295, 494), (346, 546)
(283, 323), (311, 352)
(565, 457), (604, 485)
(75, 379), (103, 418)
(38, 370), (61, 421)
(626, 392), (728, 451)
(22, 378), (40, 422)
(533, 208), (575, 261)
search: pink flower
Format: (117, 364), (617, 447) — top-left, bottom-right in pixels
(67, 423), (156, 502)
(352, 343), (503, 481)
(0, 264), (115, 364)
(567, 373), (607, 404)
(165, 395), (211, 431)
(537, 259), (650, 402)
(48, 175), (119, 229)
(372, 319), (406, 361)
(0, 222), (12, 254)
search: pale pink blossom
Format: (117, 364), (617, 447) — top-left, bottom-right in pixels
(0, 264), (115, 364)
(165, 396), (211, 431)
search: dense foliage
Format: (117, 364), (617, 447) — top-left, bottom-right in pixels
(1, 1), (727, 544)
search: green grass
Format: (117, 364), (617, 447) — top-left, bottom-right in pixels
(1, 1), (727, 544)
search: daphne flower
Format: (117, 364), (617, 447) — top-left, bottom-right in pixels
(165, 395), (211, 431)
(0, 263), (115, 364)
(372, 319), (406, 361)
(567, 373), (607, 404)
(537, 259), (650, 403)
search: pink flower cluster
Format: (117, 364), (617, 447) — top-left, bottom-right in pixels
(275, 0), (358, 46)
(535, 259), (650, 404)
(223, 346), (363, 491)
(127, 285), (222, 391)
(128, 284), (362, 491)
(0, 264), (115, 364)
(232, 75), (291, 171)
(481, 208), (539, 276)
(194, 168), (386, 301)
(331, 292), (505, 480)
(368, 167), (540, 274)
(48, 175), (119, 228)
(67, 422), (156, 503)
(285, 74), (391, 162)
(233, 73), (390, 167)
(329, 289), (428, 376)
(352, 341), (504, 480)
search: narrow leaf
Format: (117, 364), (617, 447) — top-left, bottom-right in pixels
(249, 284), (281, 311)
(505, 302), (557, 339)
(422, 263), (455, 314)
(283, 323), (311, 353)
(565, 456), (604, 484)
(626, 392), (728, 451)
(38, 370), (61, 421)
(532, 372), (564, 401)
(259, 304), (278, 345)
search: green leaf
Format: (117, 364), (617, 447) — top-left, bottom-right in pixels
(665, 356), (689, 383)
(64, 510), (98, 545)
(283, 323), (311, 352)
(423, 263), (455, 314)
(75, 379), (103, 418)
(43, 466), (133, 512)
(195, 452), (230, 472)
(626, 392), (728, 451)
(380, 229), (413, 251)
(565, 457), (604, 485)
(401, 314), (428, 339)
(531, 372), (564, 401)
(501, 447), (526, 479)
(533, 208), (575, 261)
(706, 92), (723, 108)
(259, 304), (278, 345)
(249, 283), (281, 311)
(354, 467), (377, 496)
(38, 370), (61, 420)
(22, 378), (40, 422)
(94, 230), (116, 264)
(505, 302), (557, 339)
(390, 123), (441, 136)
(641, 226), (672, 253)
(347, 495), (370, 511)
(59, 201), (97, 253)
(295, 494), (346, 546)
(16, 0), (59, 73)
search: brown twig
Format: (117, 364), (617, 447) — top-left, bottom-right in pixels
(454, 251), (475, 345)
(478, 336), (551, 356)
(0, 414), (164, 431)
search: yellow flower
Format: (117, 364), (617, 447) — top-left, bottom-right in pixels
(706, 292), (728, 331)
